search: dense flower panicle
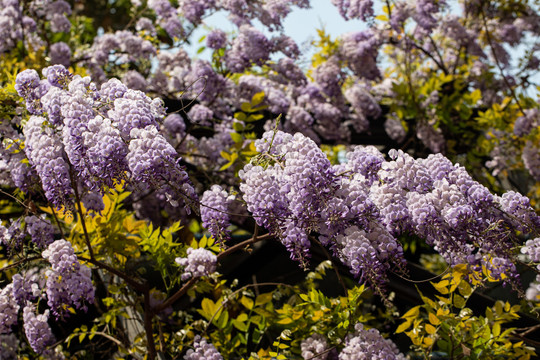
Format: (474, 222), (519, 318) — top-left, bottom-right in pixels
(414, 0), (444, 33)
(184, 336), (223, 360)
(345, 145), (385, 185)
(206, 29), (227, 49)
(335, 224), (403, 286)
(108, 89), (161, 138)
(41, 86), (65, 125)
(23, 116), (73, 208)
(332, 0), (374, 21)
(12, 269), (44, 305)
(339, 31), (380, 80)
(42, 240), (95, 318)
(0, 284), (19, 334)
(127, 126), (197, 209)
(15, 69), (44, 114)
(176, 248), (217, 281)
(527, 276), (540, 301)
(498, 191), (540, 232)
(522, 238), (540, 263)
(283, 133), (336, 225)
(225, 25), (271, 72)
(188, 104), (214, 125)
(301, 333), (329, 360)
(185, 60), (227, 102)
(25, 215), (55, 248)
(339, 324), (406, 360)
(22, 305), (55, 354)
(60, 76), (97, 182)
(100, 78), (128, 103)
(163, 113), (186, 138)
(122, 70), (148, 91)
(312, 58), (342, 98)
(522, 140), (540, 181)
(513, 108), (539, 136)
(344, 84), (381, 119)
(0, 333), (18, 360)
(49, 42), (71, 67)
(43, 65), (72, 89)
(201, 185), (233, 244)
(239, 163), (290, 232)
(83, 115), (129, 189)
(272, 57), (307, 86)
(0, 1), (23, 54)
(136, 17), (156, 35)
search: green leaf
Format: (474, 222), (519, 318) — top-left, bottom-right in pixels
(255, 293), (273, 306)
(232, 122), (244, 132)
(241, 296), (254, 310)
(231, 132), (243, 143)
(396, 320), (412, 334)
(453, 294), (466, 309)
(241, 103), (252, 112)
(251, 91), (265, 106)
(234, 112), (247, 121)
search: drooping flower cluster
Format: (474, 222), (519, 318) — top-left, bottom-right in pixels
(0, 284), (19, 334)
(41, 239), (94, 318)
(0, 333), (18, 360)
(25, 215), (55, 249)
(301, 333), (330, 360)
(22, 115), (73, 208)
(240, 130), (540, 291)
(338, 324), (406, 360)
(200, 185), (233, 244)
(15, 66), (197, 212)
(22, 304), (55, 355)
(176, 248), (217, 281)
(11, 268), (45, 305)
(184, 335), (223, 360)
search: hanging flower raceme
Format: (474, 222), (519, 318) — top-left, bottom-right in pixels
(15, 65), (197, 212)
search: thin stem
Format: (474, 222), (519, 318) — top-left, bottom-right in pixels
(0, 256), (42, 272)
(153, 232), (273, 313)
(152, 277), (197, 313)
(50, 205), (65, 239)
(143, 287), (157, 360)
(70, 172), (95, 260)
(216, 233), (273, 260)
(480, 8), (526, 116)
(78, 256), (145, 292)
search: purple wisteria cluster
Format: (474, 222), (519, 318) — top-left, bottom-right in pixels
(338, 324), (406, 360)
(175, 247), (217, 281)
(22, 304), (56, 355)
(301, 333), (331, 360)
(184, 335), (223, 360)
(41, 239), (94, 318)
(300, 325), (405, 360)
(239, 130), (540, 292)
(14, 65), (197, 212)
(200, 185), (234, 244)
(522, 238), (540, 301)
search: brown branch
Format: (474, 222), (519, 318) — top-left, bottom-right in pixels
(153, 232), (273, 313)
(480, 8), (526, 116)
(70, 171), (95, 260)
(216, 232), (273, 260)
(143, 286), (157, 360)
(0, 256), (43, 272)
(78, 256), (145, 292)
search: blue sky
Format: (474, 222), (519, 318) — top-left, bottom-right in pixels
(185, 2), (366, 60)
